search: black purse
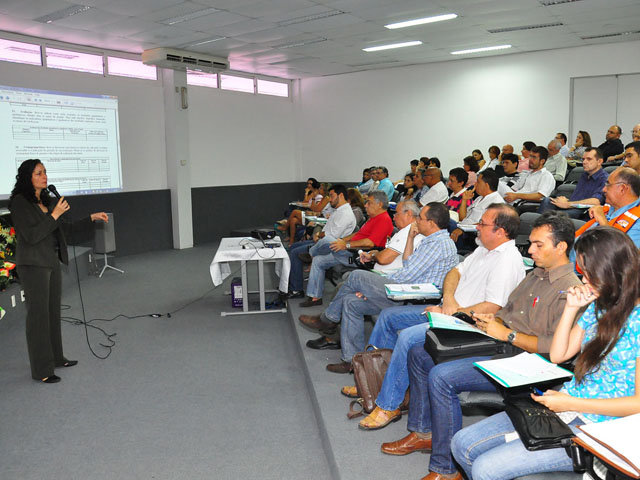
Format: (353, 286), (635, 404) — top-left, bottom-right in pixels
(503, 395), (574, 451)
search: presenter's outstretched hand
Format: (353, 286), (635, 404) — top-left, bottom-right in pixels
(91, 212), (109, 222)
(52, 197), (70, 220)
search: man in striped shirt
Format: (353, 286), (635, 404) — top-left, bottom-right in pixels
(299, 202), (458, 374)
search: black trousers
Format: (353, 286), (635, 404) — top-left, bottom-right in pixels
(19, 263), (65, 380)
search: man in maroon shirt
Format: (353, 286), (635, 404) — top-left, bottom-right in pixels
(300, 190), (394, 307)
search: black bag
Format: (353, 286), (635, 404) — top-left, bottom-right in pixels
(424, 328), (507, 364)
(504, 395), (574, 451)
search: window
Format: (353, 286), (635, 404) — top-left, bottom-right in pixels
(220, 74), (254, 93)
(257, 79), (289, 97)
(0, 39), (42, 66)
(186, 70), (218, 88)
(107, 56), (156, 80)
(45, 47), (103, 74)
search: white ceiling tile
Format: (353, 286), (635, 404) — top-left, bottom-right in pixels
(168, 11), (251, 31)
(90, 17), (160, 36)
(226, 0), (317, 18)
(232, 26), (302, 43)
(205, 18), (276, 36)
(3, 0), (77, 20)
(140, 1), (216, 23)
(259, 4), (337, 24)
(93, 0), (183, 17)
(53, 8), (127, 29)
(282, 13), (365, 34)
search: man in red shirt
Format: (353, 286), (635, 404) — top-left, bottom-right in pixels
(300, 190), (393, 307)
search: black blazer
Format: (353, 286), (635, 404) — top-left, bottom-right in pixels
(10, 194), (92, 267)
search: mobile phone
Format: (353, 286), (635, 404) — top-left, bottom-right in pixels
(452, 311), (475, 325)
(532, 387), (544, 396)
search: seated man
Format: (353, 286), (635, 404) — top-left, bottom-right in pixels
(305, 199), (426, 350)
(538, 147), (608, 218)
(383, 212), (582, 480)
(496, 153), (521, 189)
(375, 166), (395, 201)
(419, 168), (448, 205)
(300, 190), (393, 307)
(598, 124), (624, 162)
(348, 204), (525, 429)
(623, 140), (640, 174)
(450, 169), (504, 249)
(299, 203), (458, 373)
(445, 168), (470, 219)
(503, 146), (556, 206)
(573, 166), (640, 250)
(544, 139), (567, 181)
(287, 184), (356, 298)
(356, 168), (373, 193)
(412, 168), (429, 204)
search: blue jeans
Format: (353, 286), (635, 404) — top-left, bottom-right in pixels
(451, 411), (577, 480)
(323, 270), (398, 362)
(309, 236), (335, 257)
(288, 240), (314, 292)
(407, 347), (495, 475)
(368, 305), (429, 410)
(305, 250), (352, 299)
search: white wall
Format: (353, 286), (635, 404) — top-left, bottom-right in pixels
(0, 61), (167, 192)
(297, 40), (640, 182)
(188, 86), (296, 187)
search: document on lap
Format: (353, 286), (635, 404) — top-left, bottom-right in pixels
(576, 413), (640, 478)
(456, 223), (478, 232)
(384, 283), (441, 300)
(474, 352), (573, 388)
(426, 312), (491, 337)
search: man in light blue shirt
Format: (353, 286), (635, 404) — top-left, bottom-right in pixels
(375, 166), (396, 201)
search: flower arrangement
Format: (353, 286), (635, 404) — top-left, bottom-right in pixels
(0, 224), (16, 291)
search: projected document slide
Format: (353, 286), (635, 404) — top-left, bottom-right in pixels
(0, 85), (123, 199)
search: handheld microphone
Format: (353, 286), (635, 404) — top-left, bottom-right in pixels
(47, 184), (61, 199)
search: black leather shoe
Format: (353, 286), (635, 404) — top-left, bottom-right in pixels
(41, 375), (61, 383)
(298, 252), (313, 264)
(306, 336), (340, 350)
(300, 297), (323, 308)
(62, 360), (78, 367)
(326, 361), (353, 374)
(287, 290), (305, 299)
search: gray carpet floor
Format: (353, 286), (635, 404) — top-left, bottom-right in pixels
(0, 244), (331, 480)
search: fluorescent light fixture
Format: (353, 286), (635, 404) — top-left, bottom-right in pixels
(385, 13), (457, 29)
(159, 7), (219, 25)
(189, 36), (227, 46)
(451, 44), (511, 55)
(363, 41), (422, 52)
(34, 4), (92, 24)
(278, 10), (344, 27)
(273, 37), (327, 49)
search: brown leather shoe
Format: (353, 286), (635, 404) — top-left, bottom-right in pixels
(326, 361), (352, 374)
(420, 471), (462, 480)
(381, 432), (432, 455)
(340, 385), (358, 398)
(298, 315), (338, 332)
(358, 406), (402, 430)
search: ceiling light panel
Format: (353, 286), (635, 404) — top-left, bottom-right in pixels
(34, 4), (92, 24)
(158, 7), (219, 25)
(451, 44), (512, 55)
(363, 41), (422, 52)
(385, 13), (458, 29)
(540, 0), (584, 5)
(488, 22), (563, 33)
(278, 9), (345, 26)
(581, 30), (640, 40)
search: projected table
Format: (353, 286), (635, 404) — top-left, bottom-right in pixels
(210, 237), (290, 316)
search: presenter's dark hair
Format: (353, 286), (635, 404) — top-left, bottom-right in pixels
(573, 227), (640, 383)
(329, 184), (348, 199)
(10, 159), (50, 206)
(533, 211), (575, 252)
(424, 202), (450, 230)
(478, 169), (499, 191)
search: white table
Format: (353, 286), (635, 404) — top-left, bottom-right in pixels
(210, 237), (290, 316)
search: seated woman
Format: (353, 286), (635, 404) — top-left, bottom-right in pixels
(452, 226), (640, 480)
(445, 168), (471, 219)
(463, 156), (480, 187)
(566, 130), (592, 166)
(277, 180), (330, 243)
(472, 149), (485, 171)
(397, 173), (416, 202)
(347, 187), (366, 227)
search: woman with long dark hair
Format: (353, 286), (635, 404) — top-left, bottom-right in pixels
(451, 226), (640, 479)
(9, 159), (108, 383)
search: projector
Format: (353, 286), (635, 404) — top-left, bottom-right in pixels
(251, 229), (276, 241)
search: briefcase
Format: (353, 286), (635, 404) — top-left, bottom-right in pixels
(424, 328), (507, 364)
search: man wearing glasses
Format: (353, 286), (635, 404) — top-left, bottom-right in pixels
(574, 166), (640, 248)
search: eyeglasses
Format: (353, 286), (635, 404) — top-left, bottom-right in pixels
(604, 181), (627, 188)
(476, 220), (495, 228)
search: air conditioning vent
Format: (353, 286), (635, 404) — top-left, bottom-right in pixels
(142, 48), (229, 73)
(488, 22), (563, 33)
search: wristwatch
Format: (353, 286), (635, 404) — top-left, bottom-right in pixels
(346, 242), (351, 249)
(507, 330), (517, 344)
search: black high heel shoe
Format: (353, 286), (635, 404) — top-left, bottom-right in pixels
(42, 375), (61, 383)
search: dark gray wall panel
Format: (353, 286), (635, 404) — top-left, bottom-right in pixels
(192, 183), (302, 244)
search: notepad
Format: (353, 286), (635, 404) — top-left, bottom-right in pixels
(384, 283), (441, 300)
(576, 414), (640, 478)
(456, 223), (478, 232)
(426, 312), (491, 337)
(474, 352), (573, 388)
